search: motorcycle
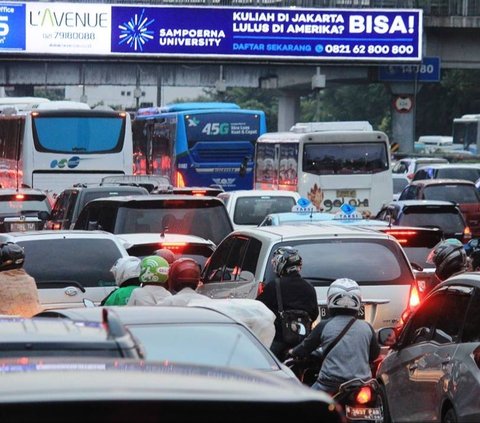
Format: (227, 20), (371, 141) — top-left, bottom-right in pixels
(284, 353), (384, 423)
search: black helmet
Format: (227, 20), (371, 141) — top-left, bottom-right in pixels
(168, 258), (201, 293)
(0, 242), (25, 271)
(428, 238), (467, 281)
(271, 246), (302, 277)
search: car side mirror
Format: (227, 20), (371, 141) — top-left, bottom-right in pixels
(83, 298), (95, 308)
(378, 327), (397, 347)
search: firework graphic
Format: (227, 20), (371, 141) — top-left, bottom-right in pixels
(118, 9), (155, 52)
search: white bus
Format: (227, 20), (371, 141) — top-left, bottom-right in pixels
(255, 129), (392, 215)
(452, 114), (480, 155)
(0, 100), (133, 194)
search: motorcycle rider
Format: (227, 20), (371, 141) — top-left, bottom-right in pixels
(0, 242), (42, 317)
(257, 246), (319, 361)
(287, 278), (380, 395)
(101, 256), (141, 306)
(127, 255), (172, 306)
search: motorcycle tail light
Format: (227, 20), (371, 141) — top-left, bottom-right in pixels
(355, 386), (372, 404)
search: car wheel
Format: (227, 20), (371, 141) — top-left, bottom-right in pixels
(443, 407), (457, 423)
(378, 383), (391, 423)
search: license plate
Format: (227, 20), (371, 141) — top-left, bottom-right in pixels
(345, 405), (383, 420)
(336, 189), (356, 198)
(320, 305), (365, 320)
(9, 222), (37, 232)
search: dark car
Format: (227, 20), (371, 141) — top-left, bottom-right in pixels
(377, 272), (480, 423)
(46, 184), (149, 230)
(73, 194), (234, 245)
(0, 188), (51, 232)
(398, 178), (480, 237)
(375, 200), (470, 243)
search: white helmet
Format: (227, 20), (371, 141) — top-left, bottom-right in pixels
(327, 278), (362, 311)
(110, 256), (141, 287)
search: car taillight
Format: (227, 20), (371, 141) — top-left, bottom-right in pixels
(355, 386), (372, 405)
(15, 194), (25, 200)
(409, 283), (420, 309)
(175, 171), (186, 188)
(257, 281), (265, 297)
(473, 346), (480, 369)
(463, 226), (472, 243)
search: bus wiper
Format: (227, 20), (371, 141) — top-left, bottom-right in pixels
(72, 147), (87, 152)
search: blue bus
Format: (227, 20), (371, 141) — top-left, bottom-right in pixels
(132, 102), (267, 191)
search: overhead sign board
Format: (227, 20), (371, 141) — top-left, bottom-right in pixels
(378, 56), (441, 82)
(0, 2), (423, 62)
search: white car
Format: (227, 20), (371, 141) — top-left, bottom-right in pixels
(217, 189), (301, 230)
(198, 223), (416, 330)
(0, 230), (129, 310)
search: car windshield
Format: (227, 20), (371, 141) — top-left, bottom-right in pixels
(18, 238), (120, 288)
(127, 323), (278, 370)
(0, 195), (50, 214)
(233, 196), (297, 225)
(423, 184), (480, 203)
(264, 239), (411, 285)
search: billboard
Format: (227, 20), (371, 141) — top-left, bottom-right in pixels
(0, 2), (423, 62)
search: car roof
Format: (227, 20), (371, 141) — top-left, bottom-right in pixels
(408, 178), (476, 186)
(416, 163), (480, 169)
(0, 188), (47, 196)
(0, 230), (124, 242)
(68, 185), (149, 193)
(37, 305), (239, 325)
(218, 190), (300, 197)
(85, 194), (223, 203)
(117, 232), (216, 247)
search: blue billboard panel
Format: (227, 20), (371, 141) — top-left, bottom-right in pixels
(378, 56), (441, 82)
(0, 3), (26, 51)
(111, 6), (422, 62)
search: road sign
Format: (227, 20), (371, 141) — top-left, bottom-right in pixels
(378, 57), (441, 83)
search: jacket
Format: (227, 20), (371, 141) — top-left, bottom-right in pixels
(103, 285), (138, 306)
(0, 268), (42, 317)
(126, 284), (172, 306)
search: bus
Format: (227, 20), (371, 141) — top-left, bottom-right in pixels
(132, 102), (267, 191)
(255, 129), (392, 216)
(452, 114), (480, 154)
(0, 100), (133, 194)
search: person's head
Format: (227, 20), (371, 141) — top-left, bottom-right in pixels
(110, 256), (141, 287)
(271, 246), (302, 277)
(154, 248), (176, 265)
(139, 255), (169, 285)
(428, 238), (468, 281)
(168, 257), (201, 293)
(327, 278), (362, 316)
(0, 242), (25, 271)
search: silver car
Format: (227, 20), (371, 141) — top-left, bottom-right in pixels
(376, 272), (480, 423)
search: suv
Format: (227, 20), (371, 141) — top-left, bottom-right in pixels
(198, 224), (416, 329)
(46, 185), (149, 230)
(412, 163), (480, 183)
(73, 194), (234, 246)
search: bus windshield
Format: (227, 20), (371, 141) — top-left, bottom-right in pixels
(33, 116), (125, 153)
(303, 142), (389, 175)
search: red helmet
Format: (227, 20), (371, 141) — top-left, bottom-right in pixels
(168, 258), (201, 293)
(154, 248), (176, 265)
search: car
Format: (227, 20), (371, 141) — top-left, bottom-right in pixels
(375, 200), (471, 243)
(36, 305), (298, 382)
(398, 178), (480, 237)
(0, 188), (51, 232)
(0, 310), (143, 358)
(45, 184), (150, 230)
(198, 223), (416, 330)
(217, 189), (301, 230)
(376, 272), (480, 423)
(411, 162), (480, 183)
(73, 194), (234, 246)
(0, 230), (130, 310)
(391, 156), (449, 180)
(117, 232), (216, 269)
(0, 357), (343, 423)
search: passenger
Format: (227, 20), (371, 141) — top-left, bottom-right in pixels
(154, 248), (176, 265)
(256, 246), (319, 361)
(0, 242), (42, 317)
(427, 238), (470, 282)
(100, 256), (141, 306)
(287, 278), (380, 395)
(160, 257), (206, 305)
(127, 255), (172, 306)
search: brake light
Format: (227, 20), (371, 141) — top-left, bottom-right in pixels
(160, 242), (186, 254)
(175, 171), (186, 188)
(192, 190), (206, 196)
(409, 283), (420, 309)
(52, 222), (61, 230)
(384, 229), (417, 245)
(15, 194), (25, 200)
(463, 226), (472, 243)
(355, 386), (372, 404)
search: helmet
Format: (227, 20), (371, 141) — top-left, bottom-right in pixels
(428, 238), (468, 281)
(327, 278), (362, 312)
(139, 255), (169, 284)
(168, 258), (201, 293)
(110, 256), (141, 287)
(154, 248), (176, 264)
(271, 246), (302, 277)
(0, 242), (25, 271)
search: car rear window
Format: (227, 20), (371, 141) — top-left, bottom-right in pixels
(423, 184), (480, 204)
(115, 200), (233, 245)
(233, 196), (297, 225)
(436, 168), (480, 182)
(0, 195), (50, 214)
(393, 178), (409, 193)
(19, 238), (121, 288)
(399, 208), (465, 234)
(264, 239), (412, 286)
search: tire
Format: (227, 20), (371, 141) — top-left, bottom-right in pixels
(378, 383), (391, 423)
(442, 407), (457, 423)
